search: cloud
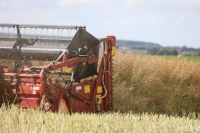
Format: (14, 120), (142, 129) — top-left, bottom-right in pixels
(149, 17), (158, 24)
(105, 17), (137, 26)
(0, 1), (6, 7)
(184, 0), (200, 4)
(124, 0), (200, 8)
(124, 0), (165, 7)
(119, 18), (136, 25)
(58, 0), (100, 6)
(175, 15), (187, 25)
(0, 8), (55, 25)
(125, 0), (143, 7)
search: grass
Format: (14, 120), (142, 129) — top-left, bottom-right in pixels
(180, 55), (200, 62)
(0, 105), (200, 133)
(153, 55), (200, 62)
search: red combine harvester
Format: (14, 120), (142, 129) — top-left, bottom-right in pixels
(0, 24), (116, 113)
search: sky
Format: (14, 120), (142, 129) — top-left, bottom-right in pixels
(0, 0), (200, 48)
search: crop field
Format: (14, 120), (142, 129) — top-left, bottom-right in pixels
(158, 55), (200, 62)
(113, 52), (200, 114)
(1, 52), (200, 132)
(0, 105), (200, 133)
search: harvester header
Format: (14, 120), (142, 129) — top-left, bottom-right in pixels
(0, 23), (116, 113)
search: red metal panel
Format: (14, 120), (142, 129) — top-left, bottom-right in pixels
(18, 84), (41, 95)
(19, 98), (40, 108)
(69, 81), (96, 112)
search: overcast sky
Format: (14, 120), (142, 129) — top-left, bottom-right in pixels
(0, 0), (200, 48)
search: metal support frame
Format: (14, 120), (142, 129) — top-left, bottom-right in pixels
(0, 24), (85, 30)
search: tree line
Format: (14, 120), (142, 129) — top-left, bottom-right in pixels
(148, 48), (178, 56)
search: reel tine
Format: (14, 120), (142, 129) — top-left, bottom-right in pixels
(1, 27), (4, 37)
(34, 28), (37, 39)
(10, 27), (14, 45)
(1, 27), (4, 46)
(45, 28), (48, 46)
(52, 28), (54, 46)
(61, 29), (63, 47)
(30, 28), (32, 39)
(40, 28), (42, 39)
(56, 29), (60, 47)
(24, 27), (26, 38)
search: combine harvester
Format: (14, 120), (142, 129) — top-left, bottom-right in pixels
(0, 24), (116, 113)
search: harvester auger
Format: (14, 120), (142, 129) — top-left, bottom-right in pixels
(0, 24), (116, 113)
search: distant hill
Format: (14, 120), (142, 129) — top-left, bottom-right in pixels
(116, 40), (200, 56)
(116, 40), (162, 50)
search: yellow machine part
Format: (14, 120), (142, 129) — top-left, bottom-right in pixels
(111, 46), (115, 56)
(96, 95), (102, 104)
(84, 85), (90, 93)
(61, 67), (73, 72)
(97, 86), (102, 93)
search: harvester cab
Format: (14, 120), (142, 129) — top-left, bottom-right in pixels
(0, 24), (116, 113)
